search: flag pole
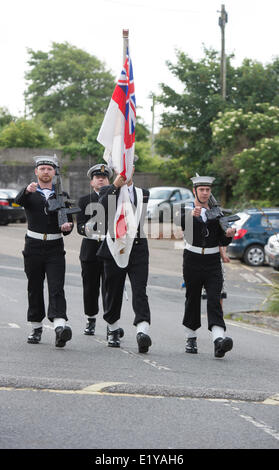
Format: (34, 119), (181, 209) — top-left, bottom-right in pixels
(122, 29), (129, 64)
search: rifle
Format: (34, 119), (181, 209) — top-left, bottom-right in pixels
(47, 165), (81, 227)
(205, 193), (240, 233)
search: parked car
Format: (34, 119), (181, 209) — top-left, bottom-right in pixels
(146, 186), (195, 222)
(0, 189), (26, 225)
(264, 233), (279, 270)
(227, 208), (279, 266)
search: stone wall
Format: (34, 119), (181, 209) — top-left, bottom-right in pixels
(0, 148), (167, 200)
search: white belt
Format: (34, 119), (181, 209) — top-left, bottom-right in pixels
(185, 243), (219, 255)
(86, 234), (106, 241)
(27, 230), (62, 241)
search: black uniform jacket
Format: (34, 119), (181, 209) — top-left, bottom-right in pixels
(77, 191), (104, 262)
(96, 184), (149, 260)
(15, 187), (73, 236)
(181, 206), (232, 268)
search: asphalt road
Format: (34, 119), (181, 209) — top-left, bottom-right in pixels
(0, 223), (278, 451)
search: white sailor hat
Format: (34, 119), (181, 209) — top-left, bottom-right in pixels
(191, 175), (215, 187)
(87, 163), (113, 180)
(34, 155), (58, 168)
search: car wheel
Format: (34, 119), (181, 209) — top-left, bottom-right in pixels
(243, 244), (265, 266)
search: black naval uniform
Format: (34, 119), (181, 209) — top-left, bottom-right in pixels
(77, 190), (105, 319)
(97, 184), (151, 328)
(15, 187), (73, 324)
(181, 208), (232, 332)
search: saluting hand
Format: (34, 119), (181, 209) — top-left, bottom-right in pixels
(26, 182), (38, 193)
(192, 206), (202, 217)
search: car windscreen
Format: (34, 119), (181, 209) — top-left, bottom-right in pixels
(149, 188), (172, 200)
(180, 189), (193, 200)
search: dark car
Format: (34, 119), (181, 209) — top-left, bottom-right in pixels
(227, 208), (279, 266)
(146, 186), (195, 222)
(0, 189), (26, 225)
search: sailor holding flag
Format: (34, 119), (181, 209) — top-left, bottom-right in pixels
(96, 42), (152, 353)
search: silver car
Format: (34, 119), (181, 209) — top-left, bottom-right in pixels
(146, 186), (194, 222)
(264, 233), (279, 270)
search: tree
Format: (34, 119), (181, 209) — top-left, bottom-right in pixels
(53, 114), (94, 146)
(0, 107), (14, 130)
(25, 42), (115, 127)
(231, 58), (279, 112)
(211, 103), (279, 204)
(157, 47), (279, 192)
(233, 137), (279, 205)
(157, 48), (230, 176)
(0, 119), (53, 148)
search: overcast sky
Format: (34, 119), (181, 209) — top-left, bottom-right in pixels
(1, 0), (279, 131)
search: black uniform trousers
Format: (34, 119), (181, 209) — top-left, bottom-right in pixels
(23, 237), (67, 323)
(182, 250), (226, 332)
(102, 241), (151, 326)
(81, 256), (105, 316)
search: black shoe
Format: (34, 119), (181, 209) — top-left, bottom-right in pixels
(27, 327), (42, 344)
(137, 332), (152, 353)
(214, 337), (233, 358)
(107, 329), (120, 348)
(185, 337), (198, 354)
(55, 325), (72, 348)
(84, 317), (96, 336)
(106, 326), (124, 340)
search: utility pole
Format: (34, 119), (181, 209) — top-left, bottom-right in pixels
(122, 28), (129, 64)
(218, 4), (228, 100)
(150, 93), (156, 157)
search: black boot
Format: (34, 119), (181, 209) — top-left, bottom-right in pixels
(107, 329), (121, 348)
(185, 337), (198, 354)
(84, 317), (96, 336)
(137, 332), (152, 353)
(55, 325), (72, 348)
(214, 337), (233, 358)
(106, 325), (124, 340)
(27, 327), (43, 344)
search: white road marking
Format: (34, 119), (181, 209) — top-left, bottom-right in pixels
(0, 323), (21, 329)
(229, 404), (279, 441)
(94, 337), (171, 371)
(0, 265), (22, 271)
(240, 272), (262, 283)
(255, 272), (273, 285)
(8, 323), (20, 328)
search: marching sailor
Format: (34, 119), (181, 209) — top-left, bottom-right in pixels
(97, 166), (152, 353)
(77, 163), (114, 336)
(181, 175), (236, 358)
(15, 156), (73, 348)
